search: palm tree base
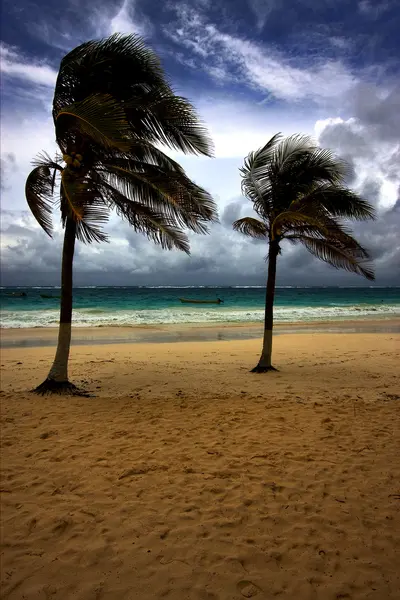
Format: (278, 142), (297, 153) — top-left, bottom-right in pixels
(33, 379), (90, 396)
(251, 365), (278, 373)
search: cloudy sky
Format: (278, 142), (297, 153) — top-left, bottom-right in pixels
(1, 0), (399, 286)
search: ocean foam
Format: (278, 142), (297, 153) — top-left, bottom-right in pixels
(1, 303), (399, 328)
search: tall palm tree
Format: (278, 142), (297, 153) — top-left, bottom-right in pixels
(25, 34), (218, 394)
(233, 133), (375, 373)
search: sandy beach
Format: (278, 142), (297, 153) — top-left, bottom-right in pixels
(1, 331), (399, 599)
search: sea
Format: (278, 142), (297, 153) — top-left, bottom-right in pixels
(1, 286), (399, 329)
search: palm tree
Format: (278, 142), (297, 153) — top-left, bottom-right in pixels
(233, 133), (375, 373)
(25, 34), (217, 394)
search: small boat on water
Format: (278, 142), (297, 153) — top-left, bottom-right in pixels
(40, 294), (60, 299)
(179, 298), (224, 305)
(6, 292), (27, 297)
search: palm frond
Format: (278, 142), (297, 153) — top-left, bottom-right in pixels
(53, 34), (166, 118)
(272, 133), (317, 172)
(281, 209), (371, 260)
(295, 184), (376, 221)
(296, 147), (348, 186)
(241, 133), (283, 175)
(273, 211), (330, 238)
(123, 141), (187, 172)
(55, 93), (132, 153)
(31, 151), (64, 198)
(101, 159), (218, 233)
(332, 233), (370, 259)
(273, 138), (346, 184)
(281, 223), (326, 239)
(25, 164), (57, 237)
(233, 217), (269, 239)
(263, 136), (349, 211)
(286, 224), (370, 259)
(53, 34), (212, 157)
(241, 133), (347, 215)
(75, 206), (109, 244)
(60, 170), (109, 243)
(103, 184), (190, 253)
(288, 235), (375, 280)
(31, 151), (64, 172)
(124, 90), (214, 156)
(240, 133), (282, 217)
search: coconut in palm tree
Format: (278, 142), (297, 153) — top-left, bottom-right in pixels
(25, 34), (218, 394)
(233, 133), (375, 373)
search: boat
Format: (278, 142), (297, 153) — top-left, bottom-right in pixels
(179, 298), (224, 304)
(40, 294), (60, 299)
(6, 292), (27, 297)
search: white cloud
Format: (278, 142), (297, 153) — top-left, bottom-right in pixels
(1, 112), (57, 210)
(0, 44), (57, 87)
(165, 6), (357, 105)
(316, 109), (400, 212)
(109, 0), (143, 35)
(379, 179), (398, 209)
(90, 0), (149, 39)
(314, 117), (346, 138)
(188, 98), (315, 159)
(223, 36), (356, 102)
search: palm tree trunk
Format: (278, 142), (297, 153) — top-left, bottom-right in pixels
(34, 218), (78, 394)
(251, 241), (279, 373)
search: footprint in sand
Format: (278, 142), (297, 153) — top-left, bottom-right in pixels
(237, 580), (260, 598)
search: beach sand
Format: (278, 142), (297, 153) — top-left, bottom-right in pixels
(1, 332), (399, 599)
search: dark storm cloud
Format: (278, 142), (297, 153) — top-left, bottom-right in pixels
(359, 178), (382, 205)
(1, 206), (398, 287)
(351, 84), (400, 142)
(221, 201), (242, 227)
(220, 199), (254, 227)
(319, 123), (371, 160)
(315, 78), (400, 284)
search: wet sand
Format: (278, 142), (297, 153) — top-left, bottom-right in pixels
(1, 332), (399, 599)
(1, 317), (399, 347)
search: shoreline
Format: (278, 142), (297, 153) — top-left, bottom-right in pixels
(1, 317), (400, 347)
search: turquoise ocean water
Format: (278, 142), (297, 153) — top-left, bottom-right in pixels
(1, 287), (399, 328)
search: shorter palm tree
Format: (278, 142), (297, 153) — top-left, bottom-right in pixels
(233, 133), (375, 372)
